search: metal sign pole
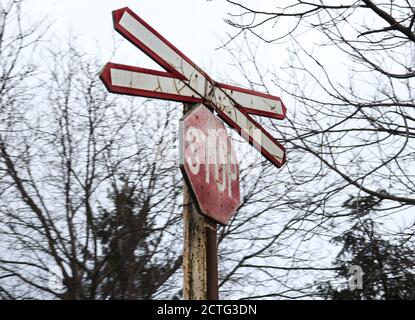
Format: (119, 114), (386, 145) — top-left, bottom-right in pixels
(206, 221), (218, 300)
(182, 103), (218, 300)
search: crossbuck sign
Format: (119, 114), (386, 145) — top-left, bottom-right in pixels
(100, 7), (287, 168)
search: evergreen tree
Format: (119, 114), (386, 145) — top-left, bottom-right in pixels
(317, 195), (415, 300)
(96, 178), (177, 299)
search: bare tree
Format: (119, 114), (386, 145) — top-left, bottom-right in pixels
(0, 43), (184, 298)
(2, 0), (414, 300)
(218, 0), (415, 298)
(0, 1), (320, 300)
(0, 1), (184, 298)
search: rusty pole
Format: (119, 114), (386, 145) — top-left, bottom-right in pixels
(182, 103), (219, 300)
(206, 220), (218, 300)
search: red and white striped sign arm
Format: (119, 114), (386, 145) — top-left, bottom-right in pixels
(100, 63), (202, 103)
(206, 87), (286, 166)
(217, 83), (287, 120)
(100, 7), (287, 168)
(110, 7), (208, 95)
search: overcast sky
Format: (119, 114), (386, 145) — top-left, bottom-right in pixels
(25, 0), (242, 78)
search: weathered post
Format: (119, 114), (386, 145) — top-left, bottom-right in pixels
(182, 103), (218, 300)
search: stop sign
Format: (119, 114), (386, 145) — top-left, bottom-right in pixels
(180, 105), (240, 225)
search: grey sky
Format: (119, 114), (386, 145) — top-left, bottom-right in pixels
(26, 1), (238, 77)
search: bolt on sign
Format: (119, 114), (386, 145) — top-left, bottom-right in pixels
(180, 105), (240, 225)
(99, 7), (288, 224)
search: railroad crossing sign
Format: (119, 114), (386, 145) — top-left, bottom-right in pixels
(181, 104), (240, 225)
(100, 7), (287, 168)
(99, 7), (288, 300)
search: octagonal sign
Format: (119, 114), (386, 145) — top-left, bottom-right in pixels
(180, 105), (240, 225)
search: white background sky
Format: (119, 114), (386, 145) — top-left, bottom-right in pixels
(25, 0), (243, 80)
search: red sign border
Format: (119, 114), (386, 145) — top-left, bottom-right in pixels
(100, 7), (287, 168)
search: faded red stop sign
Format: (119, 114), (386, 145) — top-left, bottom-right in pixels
(180, 105), (240, 225)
